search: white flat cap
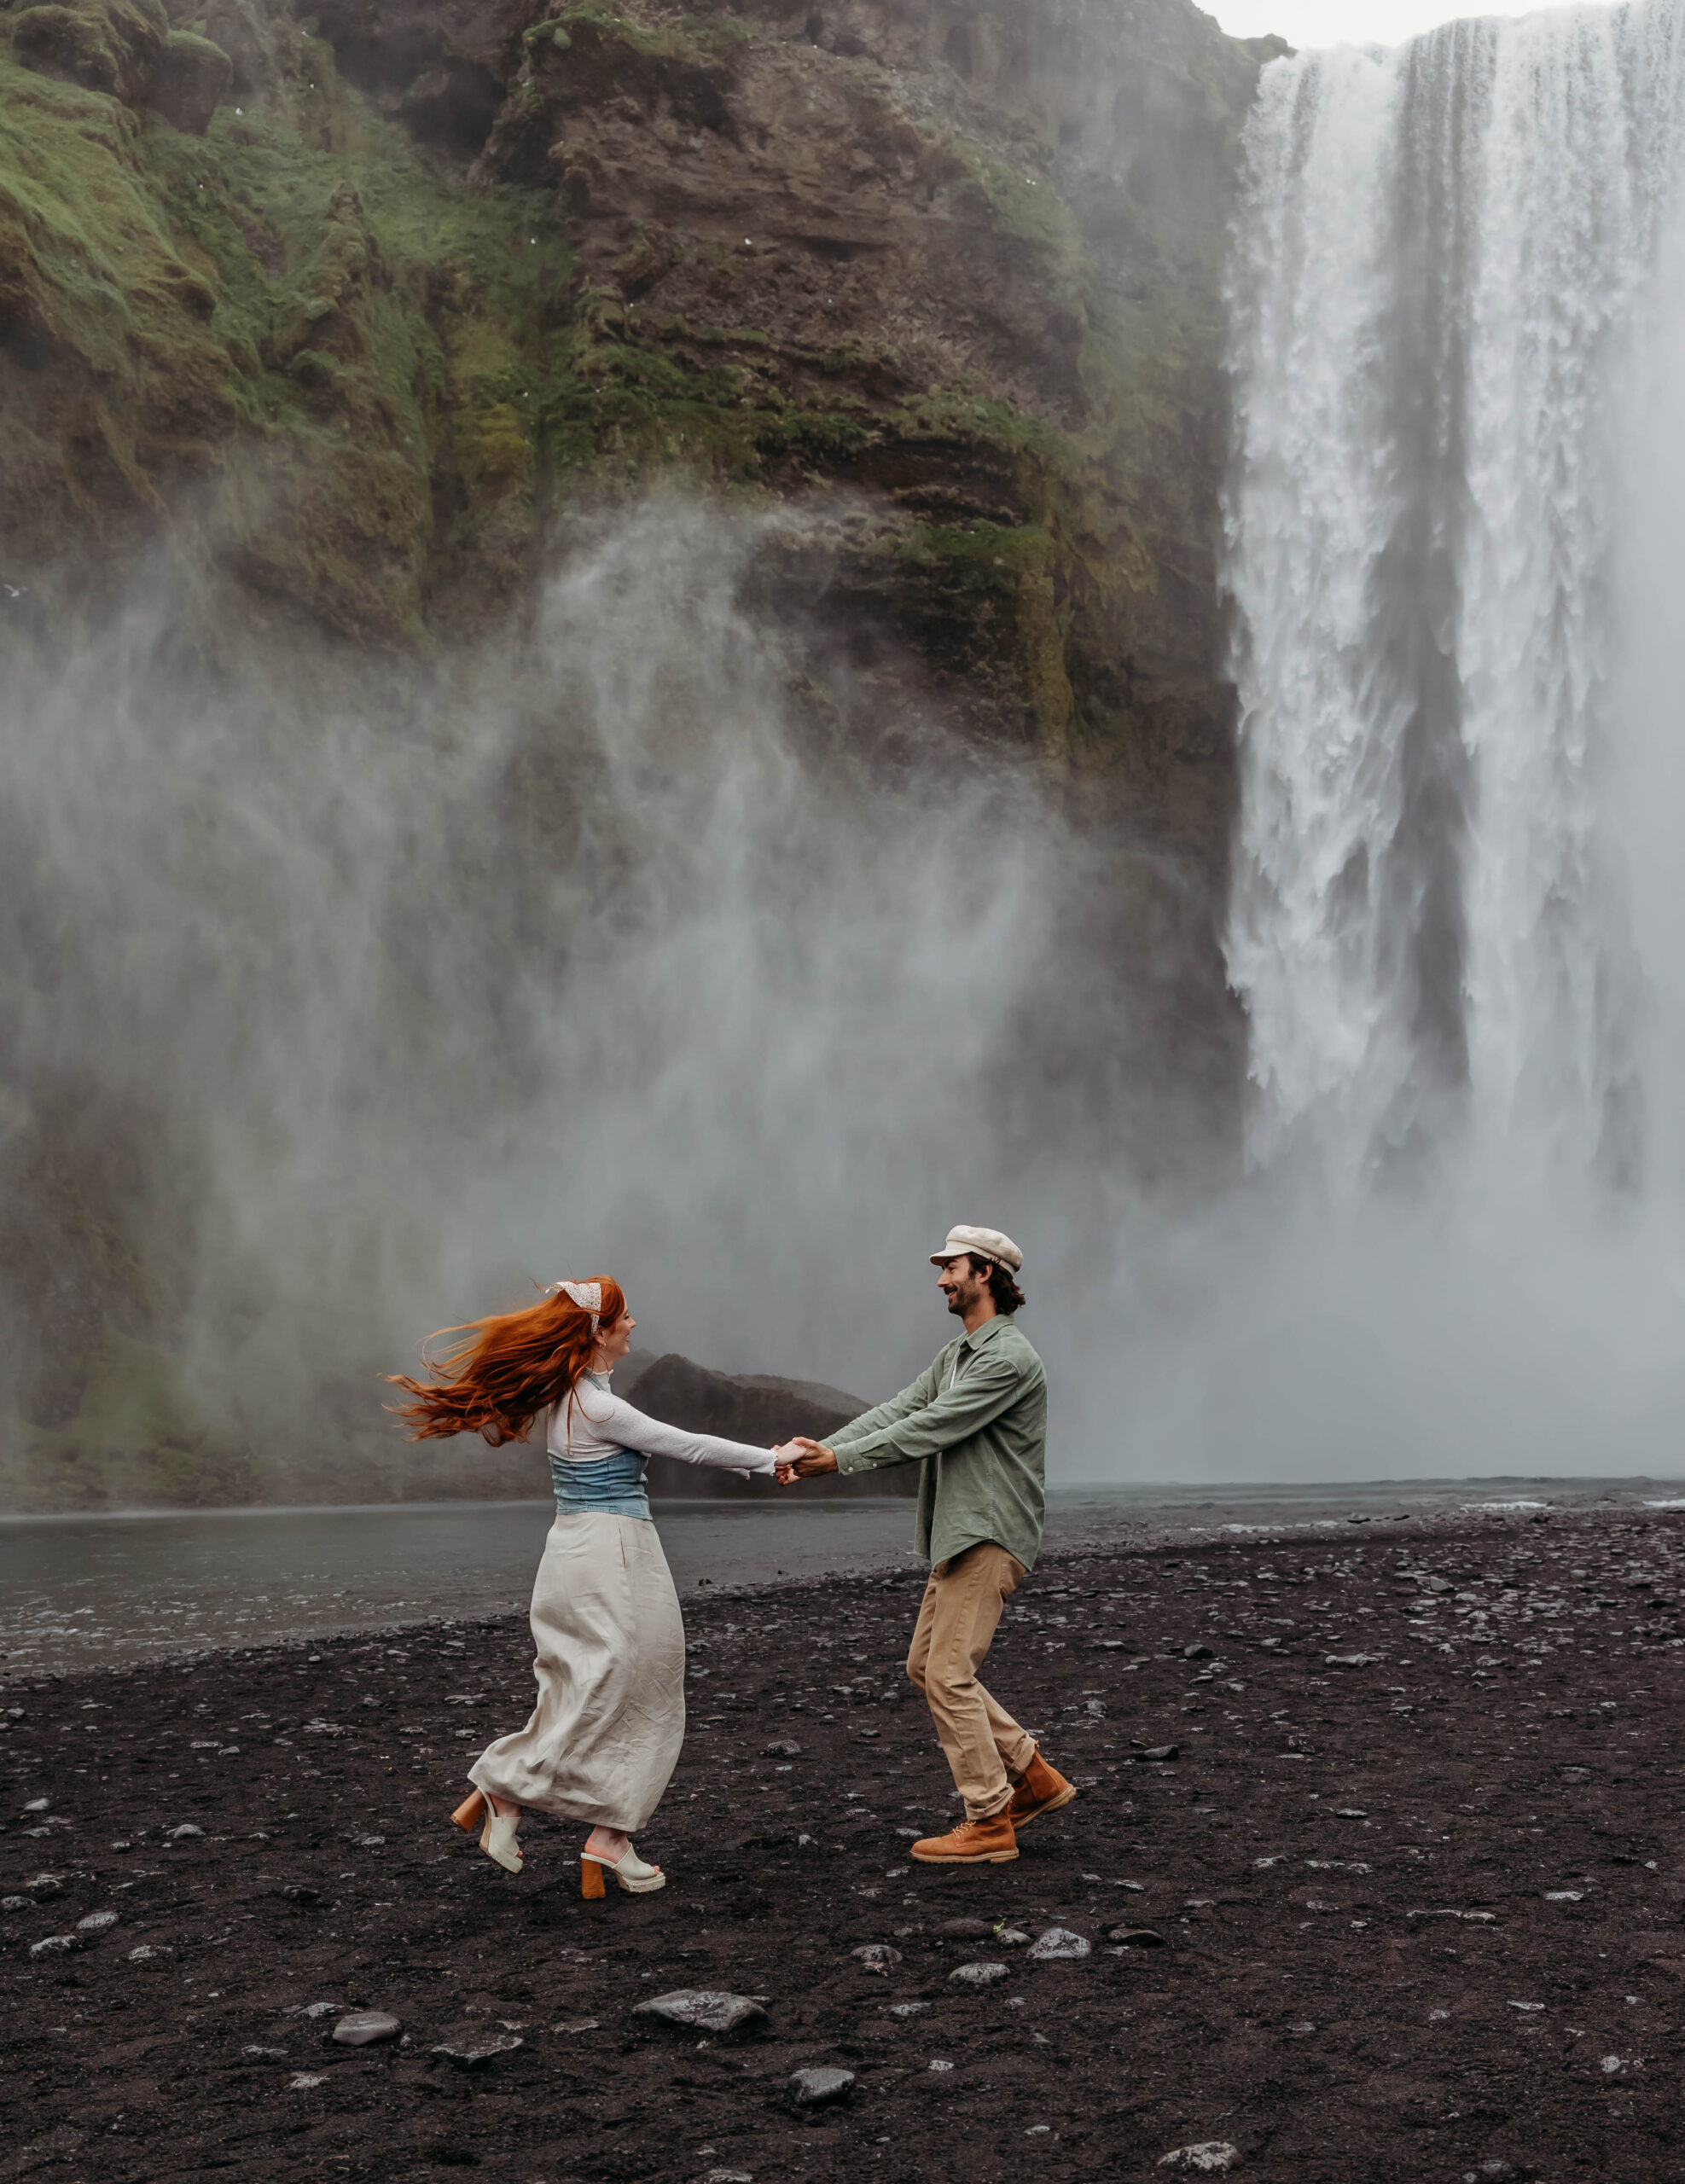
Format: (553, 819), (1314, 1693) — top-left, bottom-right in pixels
(931, 1225), (1023, 1273)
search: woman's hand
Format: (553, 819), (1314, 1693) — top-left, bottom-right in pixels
(774, 1437), (840, 1483)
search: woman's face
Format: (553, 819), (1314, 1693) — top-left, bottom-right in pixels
(596, 1310), (636, 1367)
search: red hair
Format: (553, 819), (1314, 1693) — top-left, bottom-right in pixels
(385, 1279), (626, 1446)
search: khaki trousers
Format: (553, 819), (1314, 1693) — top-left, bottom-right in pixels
(906, 1541), (1034, 1821)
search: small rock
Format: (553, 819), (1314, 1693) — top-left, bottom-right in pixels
(696, 2172), (754, 2184)
(1029, 1928), (1090, 1961)
(785, 2065), (855, 2108)
(126, 1946), (157, 1961)
(2, 1896), (25, 1912)
(334, 2010), (402, 2047)
(633, 1990), (767, 2036)
(996, 1927), (1031, 1946)
(1159, 2143), (1242, 2173)
(110, 1842), (132, 1852)
(1142, 1745), (1180, 1762)
(950, 1961), (1008, 1986)
(1508, 2001), (1544, 2013)
(243, 2045), (289, 2060)
(27, 1874), (64, 1896)
(927, 2058), (954, 2072)
(934, 1916), (995, 1939)
(1324, 1655), (1378, 1669)
(1544, 1891), (1583, 1902)
(76, 1910), (119, 1934)
(289, 2072), (326, 2089)
(553, 2018), (600, 2032)
(887, 2002), (927, 2017)
(432, 2032), (524, 2065)
(1182, 1644), (1214, 1659)
(21, 1798), (48, 1813)
(168, 1824), (204, 1841)
(764, 1740), (802, 1757)
(1107, 1928), (1166, 1948)
(851, 1944), (902, 1974)
(299, 2001), (340, 2018)
(355, 1835), (385, 1848)
(29, 1934), (75, 1956)
(1331, 1808), (1368, 1818)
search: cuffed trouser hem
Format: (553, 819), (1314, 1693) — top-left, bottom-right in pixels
(905, 1541), (1031, 1821)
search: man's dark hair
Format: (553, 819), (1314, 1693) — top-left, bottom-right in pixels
(966, 1252), (1026, 1315)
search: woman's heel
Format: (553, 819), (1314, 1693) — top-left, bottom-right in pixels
(450, 1790), (486, 1834)
(581, 1858), (606, 1900)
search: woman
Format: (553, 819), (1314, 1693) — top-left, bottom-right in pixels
(387, 1277), (779, 1895)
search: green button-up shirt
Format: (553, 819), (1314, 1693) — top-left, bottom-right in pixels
(830, 1314), (1047, 1572)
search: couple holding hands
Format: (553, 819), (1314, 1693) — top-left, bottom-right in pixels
(389, 1226), (1074, 1898)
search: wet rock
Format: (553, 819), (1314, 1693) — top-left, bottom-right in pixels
(1029, 1928), (1090, 1961)
(3, 1896), (25, 1911)
(1182, 1644), (1214, 1659)
(27, 1874), (64, 1896)
(851, 1944), (902, 1974)
(632, 1990), (767, 2035)
(168, 1824), (204, 1840)
(432, 2031), (525, 2065)
(950, 1961), (1008, 1985)
(934, 1917), (995, 1939)
(785, 2065), (855, 2108)
(1108, 1928), (1167, 1948)
(75, 1909), (118, 1934)
(696, 2171), (754, 2184)
(1325, 1655), (1378, 1669)
(764, 1740), (802, 1757)
(289, 2071), (326, 2089)
(927, 2058), (955, 2072)
(1159, 2144), (1241, 2173)
(1141, 1745), (1180, 1762)
(21, 1797), (48, 1813)
(299, 2001), (340, 2018)
(996, 1927), (1031, 1946)
(29, 1934), (76, 1956)
(243, 2045), (289, 2060)
(334, 2010), (402, 2047)
(887, 2002), (928, 2017)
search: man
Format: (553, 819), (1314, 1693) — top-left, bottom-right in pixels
(776, 1225), (1074, 1864)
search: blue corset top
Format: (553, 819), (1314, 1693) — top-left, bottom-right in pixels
(549, 1446), (650, 1519)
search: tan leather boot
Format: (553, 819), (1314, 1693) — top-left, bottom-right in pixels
(1007, 1746), (1077, 1830)
(909, 1813), (1019, 1863)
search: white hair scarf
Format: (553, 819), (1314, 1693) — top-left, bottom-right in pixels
(545, 1279), (602, 1329)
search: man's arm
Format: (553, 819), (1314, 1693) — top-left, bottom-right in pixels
(827, 1361), (941, 1452)
(830, 1351), (1027, 1472)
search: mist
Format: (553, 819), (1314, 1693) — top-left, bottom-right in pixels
(0, 495), (1216, 1506)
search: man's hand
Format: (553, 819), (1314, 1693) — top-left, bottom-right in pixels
(774, 1436), (840, 1483)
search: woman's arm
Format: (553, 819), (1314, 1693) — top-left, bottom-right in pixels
(576, 1388), (776, 1475)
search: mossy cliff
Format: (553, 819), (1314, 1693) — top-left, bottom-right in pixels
(0, 0), (1283, 1511)
(0, 0), (1280, 798)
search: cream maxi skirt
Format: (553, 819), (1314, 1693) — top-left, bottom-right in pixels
(468, 1512), (685, 1833)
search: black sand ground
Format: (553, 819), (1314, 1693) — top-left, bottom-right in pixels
(4, 1508), (1685, 2182)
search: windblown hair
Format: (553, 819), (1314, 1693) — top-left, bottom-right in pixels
(967, 1252), (1026, 1316)
(385, 1279), (626, 1446)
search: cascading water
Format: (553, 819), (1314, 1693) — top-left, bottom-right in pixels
(1225, 0), (1685, 1194)
(1176, 0), (1685, 1481)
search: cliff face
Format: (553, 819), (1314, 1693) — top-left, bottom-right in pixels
(0, 0), (1279, 1511)
(0, 0), (1276, 827)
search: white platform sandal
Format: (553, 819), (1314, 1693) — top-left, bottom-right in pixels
(450, 1788), (522, 1873)
(581, 1843), (665, 1897)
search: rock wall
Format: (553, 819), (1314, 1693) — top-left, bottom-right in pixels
(0, 0), (1281, 1510)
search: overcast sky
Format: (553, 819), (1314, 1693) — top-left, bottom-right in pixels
(1210, 0), (1610, 46)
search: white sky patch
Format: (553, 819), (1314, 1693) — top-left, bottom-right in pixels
(1209, 0), (1618, 49)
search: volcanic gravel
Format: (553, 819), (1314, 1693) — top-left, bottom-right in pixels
(4, 1509), (1685, 2181)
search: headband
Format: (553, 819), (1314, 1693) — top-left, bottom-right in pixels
(545, 1279), (602, 1329)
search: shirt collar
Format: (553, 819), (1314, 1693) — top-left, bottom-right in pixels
(960, 1313), (1012, 1351)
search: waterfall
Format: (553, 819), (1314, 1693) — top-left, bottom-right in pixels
(1224, 0), (1685, 1195)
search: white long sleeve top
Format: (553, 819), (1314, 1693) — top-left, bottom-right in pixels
(545, 1370), (776, 1477)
